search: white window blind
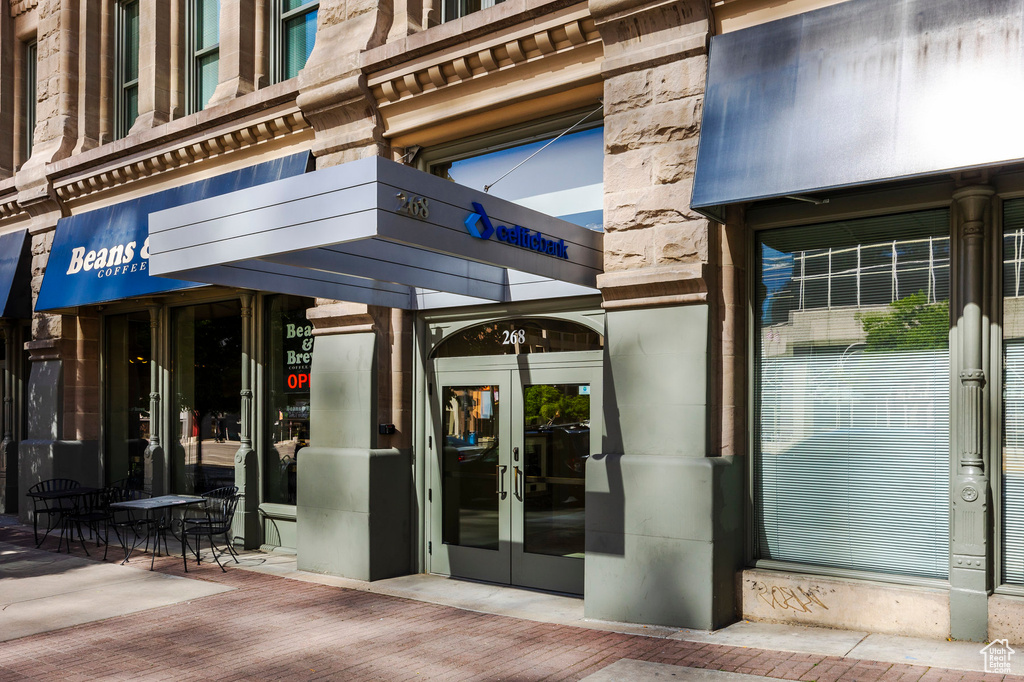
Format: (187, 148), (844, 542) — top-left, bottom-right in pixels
(757, 210), (950, 579)
(1002, 199), (1024, 586)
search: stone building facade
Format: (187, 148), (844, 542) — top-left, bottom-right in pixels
(0, 0), (1022, 644)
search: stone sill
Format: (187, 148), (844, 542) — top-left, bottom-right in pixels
(362, 0), (588, 71)
(46, 79), (303, 185)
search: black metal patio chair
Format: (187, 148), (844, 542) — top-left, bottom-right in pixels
(63, 487), (115, 559)
(27, 478), (81, 546)
(182, 486), (240, 572)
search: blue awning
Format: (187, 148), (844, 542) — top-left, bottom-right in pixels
(36, 152), (312, 312)
(0, 229), (31, 319)
(692, 0), (1024, 220)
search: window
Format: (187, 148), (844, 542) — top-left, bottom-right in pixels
(170, 300), (241, 494)
(756, 210), (951, 579)
(1002, 200), (1024, 586)
(276, 0), (318, 82)
(104, 311), (151, 489)
(21, 40), (36, 164)
(429, 122), (604, 232)
(116, 0), (140, 138)
(189, 0), (220, 112)
(443, 0), (503, 22)
(263, 294), (314, 505)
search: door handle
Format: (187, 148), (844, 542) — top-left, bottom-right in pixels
(513, 465), (523, 501)
(496, 465), (507, 500)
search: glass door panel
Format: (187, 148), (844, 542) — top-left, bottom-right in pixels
(431, 371), (511, 584)
(441, 385), (502, 550)
(520, 383), (589, 559)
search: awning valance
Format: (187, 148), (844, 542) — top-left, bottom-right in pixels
(148, 156), (603, 310)
(692, 0), (1024, 220)
(36, 152), (312, 312)
(0, 229), (31, 319)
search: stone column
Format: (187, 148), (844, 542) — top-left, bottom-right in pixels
(16, 0), (79, 226)
(296, 0), (393, 167)
(143, 305), (164, 495)
(98, 0), (113, 144)
(0, 2), (15, 177)
(586, 0), (743, 630)
(74, 0), (102, 153)
(234, 292), (260, 548)
(950, 185), (995, 642)
(130, 0), (171, 132)
(208, 0), (256, 106)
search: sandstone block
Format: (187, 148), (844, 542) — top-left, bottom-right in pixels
(654, 219), (709, 265)
(651, 138), (698, 185)
(604, 229), (653, 272)
(604, 69), (653, 115)
(653, 55), (707, 103)
(606, 97), (702, 154)
(604, 146), (654, 192)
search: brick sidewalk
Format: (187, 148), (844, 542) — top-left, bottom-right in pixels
(0, 524), (1021, 682)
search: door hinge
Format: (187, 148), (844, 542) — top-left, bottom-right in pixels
(428, 541), (432, 555)
(428, 435), (432, 450)
(428, 488), (432, 502)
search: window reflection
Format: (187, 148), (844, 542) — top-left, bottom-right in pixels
(432, 126), (603, 231)
(105, 311), (150, 489)
(171, 300), (241, 494)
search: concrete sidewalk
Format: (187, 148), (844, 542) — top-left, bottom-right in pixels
(0, 515), (1021, 682)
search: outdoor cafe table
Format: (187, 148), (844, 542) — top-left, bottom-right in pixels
(25, 486), (102, 550)
(108, 494), (206, 569)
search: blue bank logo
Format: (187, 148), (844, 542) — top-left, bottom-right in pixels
(464, 202), (568, 260)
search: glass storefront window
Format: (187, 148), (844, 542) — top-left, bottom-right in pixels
(1002, 200), (1024, 585)
(431, 126), (604, 232)
(756, 209), (950, 579)
(104, 311), (151, 489)
(264, 294), (314, 505)
(171, 300), (241, 494)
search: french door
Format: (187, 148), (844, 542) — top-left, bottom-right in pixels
(428, 355), (600, 594)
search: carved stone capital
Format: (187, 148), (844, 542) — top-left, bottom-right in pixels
(307, 301), (377, 335)
(598, 263), (708, 310)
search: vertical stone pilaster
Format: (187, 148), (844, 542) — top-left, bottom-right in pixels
(208, 0), (256, 106)
(97, 0), (113, 144)
(15, 0), (78, 225)
(950, 185), (996, 642)
(130, 0), (171, 131)
(169, 0), (184, 118)
(73, 0), (101, 153)
(296, 0), (393, 168)
(234, 292), (260, 548)
(0, 1), (15, 176)
(143, 306), (164, 495)
(254, 0), (267, 88)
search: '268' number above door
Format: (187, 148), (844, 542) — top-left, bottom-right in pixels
(396, 193), (429, 219)
(501, 329), (527, 345)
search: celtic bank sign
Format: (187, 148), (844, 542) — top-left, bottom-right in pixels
(464, 202), (569, 260)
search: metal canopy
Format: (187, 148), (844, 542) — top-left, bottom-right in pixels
(693, 0), (1024, 220)
(148, 156), (603, 310)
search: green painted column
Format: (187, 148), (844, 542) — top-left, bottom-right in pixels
(950, 185), (995, 642)
(143, 306), (164, 495)
(1, 322), (17, 513)
(235, 292), (261, 549)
